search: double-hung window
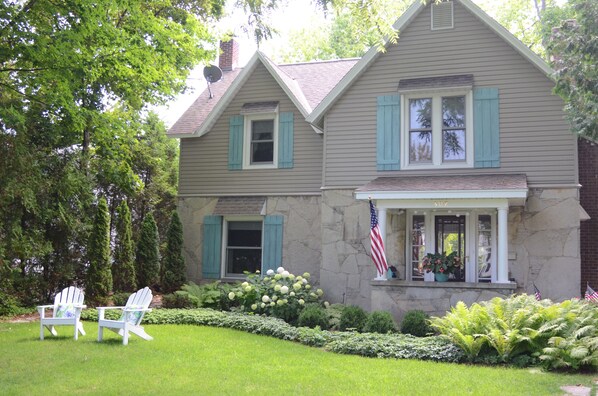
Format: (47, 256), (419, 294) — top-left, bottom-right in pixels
(243, 112), (278, 169)
(223, 218), (263, 278)
(402, 90), (473, 169)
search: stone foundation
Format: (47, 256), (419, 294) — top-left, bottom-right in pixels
(371, 281), (517, 321)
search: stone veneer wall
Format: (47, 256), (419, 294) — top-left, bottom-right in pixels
(509, 187), (581, 300)
(322, 188), (581, 313)
(178, 196), (321, 283)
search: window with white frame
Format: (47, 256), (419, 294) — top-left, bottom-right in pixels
(223, 219), (263, 277)
(402, 90), (473, 169)
(243, 113), (278, 169)
(407, 210), (496, 282)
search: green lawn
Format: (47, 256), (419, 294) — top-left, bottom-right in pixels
(0, 322), (594, 395)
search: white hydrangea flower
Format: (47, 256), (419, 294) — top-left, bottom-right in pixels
(241, 281), (249, 288)
(262, 295), (270, 303)
(310, 292), (317, 298)
(228, 292), (235, 300)
(289, 291), (295, 297)
(316, 289), (324, 296)
(244, 286), (252, 292)
(288, 274), (295, 280)
(270, 302), (276, 307)
(280, 285), (289, 294)
(274, 274), (282, 280)
(293, 282), (302, 291)
(281, 270), (290, 278)
(274, 284), (281, 292)
(298, 299), (305, 305)
(302, 279), (308, 284)
(303, 272), (310, 279)
(305, 284), (311, 290)
(251, 304), (258, 310)
(266, 269), (275, 276)
(324, 301), (330, 308)
(272, 295), (278, 301)
(255, 270), (260, 274)
(296, 276), (303, 282)
(276, 299), (285, 306)
(261, 302), (266, 308)
(276, 266), (285, 274)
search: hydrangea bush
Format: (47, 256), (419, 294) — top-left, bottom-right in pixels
(227, 267), (327, 324)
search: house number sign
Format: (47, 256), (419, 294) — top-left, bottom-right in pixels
(434, 201), (449, 207)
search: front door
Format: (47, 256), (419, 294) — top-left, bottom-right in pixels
(435, 215), (466, 281)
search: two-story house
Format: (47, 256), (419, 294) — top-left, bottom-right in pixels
(168, 0), (585, 319)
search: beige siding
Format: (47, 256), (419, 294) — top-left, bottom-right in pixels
(324, 1), (576, 187)
(179, 63), (323, 195)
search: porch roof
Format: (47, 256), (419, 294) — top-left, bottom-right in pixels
(355, 174), (528, 206)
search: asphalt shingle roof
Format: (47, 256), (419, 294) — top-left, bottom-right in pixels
(167, 56), (358, 137)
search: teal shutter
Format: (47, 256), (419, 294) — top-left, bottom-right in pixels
(474, 88), (500, 168)
(262, 215), (283, 273)
(228, 115), (244, 170)
(278, 112), (294, 168)
(202, 215), (222, 279)
(376, 95), (401, 170)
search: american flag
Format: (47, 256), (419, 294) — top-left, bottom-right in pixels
(369, 200), (389, 277)
(533, 284), (541, 301)
(585, 283), (598, 302)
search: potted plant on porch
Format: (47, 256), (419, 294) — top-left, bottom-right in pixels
(421, 252), (462, 282)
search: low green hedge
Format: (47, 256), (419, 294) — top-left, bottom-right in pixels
(81, 308), (463, 363)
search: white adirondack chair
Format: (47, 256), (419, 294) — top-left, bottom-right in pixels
(37, 286), (86, 340)
(97, 287), (153, 345)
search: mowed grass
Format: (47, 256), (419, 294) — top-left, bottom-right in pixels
(0, 322), (594, 395)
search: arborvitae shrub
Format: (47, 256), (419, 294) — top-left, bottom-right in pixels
(364, 311), (397, 334)
(161, 211), (186, 293)
(339, 305), (368, 332)
(297, 304), (329, 329)
(136, 212), (160, 289)
(400, 310), (433, 337)
(86, 197), (113, 305)
(113, 201), (136, 292)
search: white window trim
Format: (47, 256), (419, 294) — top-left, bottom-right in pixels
(400, 89), (473, 170)
(405, 209), (497, 283)
(243, 113), (278, 170)
(221, 216), (264, 278)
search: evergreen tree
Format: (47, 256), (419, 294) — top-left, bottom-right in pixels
(86, 197), (113, 304)
(162, 211), (186, 293)
(136, 212), (160, 289)
(113, 201), (136, 292)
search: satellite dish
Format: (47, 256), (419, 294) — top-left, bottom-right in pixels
(203, 65), (222, 83)
(203, 65), (222, 99)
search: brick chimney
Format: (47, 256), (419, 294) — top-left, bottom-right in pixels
(219, 38), (239, 71)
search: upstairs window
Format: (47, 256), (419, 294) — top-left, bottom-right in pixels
(243, 113), (278, 169)
(250, 119), (275, 164)
(402, 90), (473, 169)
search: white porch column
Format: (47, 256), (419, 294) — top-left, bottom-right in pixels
(378, 207), (387, 246)
(497, 206), (509, 283)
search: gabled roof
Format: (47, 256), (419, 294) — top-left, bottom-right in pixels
(167, 52), (357, 138)
(305, 0), (554, 126)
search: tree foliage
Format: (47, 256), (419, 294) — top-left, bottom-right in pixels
(548, 0), (598, 139)
(136, 212), (160, 290)
(113, 201), (136, 293)
(162, 211), (186, 293)
(86, 197), (112, 305)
